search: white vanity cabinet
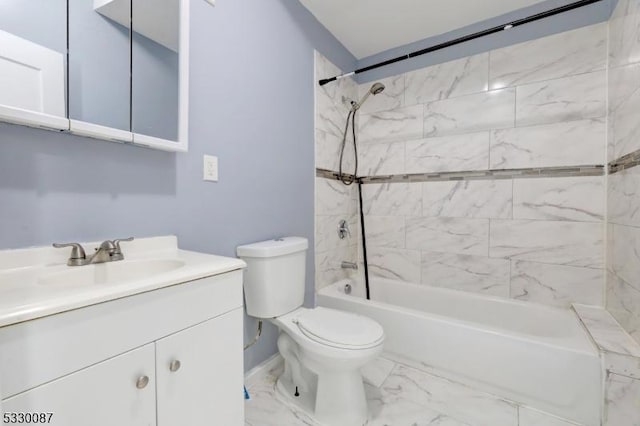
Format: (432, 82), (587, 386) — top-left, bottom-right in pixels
(156, 309), (244, 426)
(3, 344), (157, 426)
(0, 268), (245, 426)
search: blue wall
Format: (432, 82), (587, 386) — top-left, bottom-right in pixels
(132, 33), (180, 141)
(0, 0), (355, 371)
(0, 0), (66, 54)
(0, 126), (179, 247)
(356, 0), (614, 83)
(68, 0), (131, 130)
(175, 0), (354, 370)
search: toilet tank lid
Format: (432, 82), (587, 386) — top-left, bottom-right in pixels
(236, 237), (308, 258)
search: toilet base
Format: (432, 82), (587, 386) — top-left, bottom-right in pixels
(314, 369), (368, 426)
(274, 364), (369, 426)
(275, 375), (316, 418)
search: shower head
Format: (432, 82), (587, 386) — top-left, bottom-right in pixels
(352, 82), (386, 111)
(370, 82), (385, 95)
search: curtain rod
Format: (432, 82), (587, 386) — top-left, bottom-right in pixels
(319, 0), (604, 86)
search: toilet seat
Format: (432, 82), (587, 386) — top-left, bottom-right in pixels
(293, 307), (384, 350)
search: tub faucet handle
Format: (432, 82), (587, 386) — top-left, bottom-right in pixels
(338, 220), (351, 240)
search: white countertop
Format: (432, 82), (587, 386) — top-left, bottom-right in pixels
(0, 236), (246, 328)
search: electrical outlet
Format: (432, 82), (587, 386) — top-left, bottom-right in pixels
(203, 155), (218, 182)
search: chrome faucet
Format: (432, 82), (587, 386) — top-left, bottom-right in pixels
(53, 237), (134, 266)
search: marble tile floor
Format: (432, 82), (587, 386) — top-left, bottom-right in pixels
(244, 355), (581, 426)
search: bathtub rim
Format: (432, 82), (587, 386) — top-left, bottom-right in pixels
(317, 279), (599, 356)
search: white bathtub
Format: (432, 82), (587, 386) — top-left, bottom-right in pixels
(317, 277), (601, 426)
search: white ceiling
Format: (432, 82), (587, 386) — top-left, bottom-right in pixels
(299, 0), (549, 59)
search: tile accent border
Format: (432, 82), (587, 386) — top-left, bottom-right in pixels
(316, 165), (604, 184)
(315, 168), (356, 181)
(609, 149), (640, 174)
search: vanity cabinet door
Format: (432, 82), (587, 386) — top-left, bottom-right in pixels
(2, 344), (156, 426)
(156, 308), (244, 426)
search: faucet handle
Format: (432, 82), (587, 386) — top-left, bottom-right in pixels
(112, 237), (134, 255)
(338, 220), (351, 240)
(53, 242), (87, 265)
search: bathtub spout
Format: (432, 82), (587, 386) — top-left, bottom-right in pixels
(341, 261), (358, 270)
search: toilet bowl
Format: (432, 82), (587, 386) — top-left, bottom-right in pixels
(271, 307), (384, 425)
(236, 237), (385, 426)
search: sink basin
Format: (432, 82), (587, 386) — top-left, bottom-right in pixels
(38, 259), (186, 287)
(0, 236), (247, 328)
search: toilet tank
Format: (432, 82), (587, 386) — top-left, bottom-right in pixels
(236, 237), (308, 319)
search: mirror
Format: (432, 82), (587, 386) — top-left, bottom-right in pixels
(0, 0), (67, 129)
(68, 0), (132, 138)
(132, 0), (181, 143)
(0, 0), (189, 151)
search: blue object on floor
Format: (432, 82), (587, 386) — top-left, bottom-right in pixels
(244, 386), (251, 400)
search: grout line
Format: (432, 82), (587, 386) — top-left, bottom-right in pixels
(486, 51), (492, 91)
(603, 17), (611, 315)
(508, 259), (513, 299)
(487, 132), (492, 175)
(421, 103), (426, 139)
(487, 218), (492, 260)
(401, 73), (407, 109)
(511, 177), (515, 220)
(513, 72), (518, 129)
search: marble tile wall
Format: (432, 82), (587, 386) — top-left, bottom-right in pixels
(607, 0), (640, 352)
(573, 304), (640, 426)
(490, 119), (605, 169)
(356, 23), (607, 176)
(356, 22), (607, 174)
(361, 178), (605, 307)
(315, 176), (360, 289)
(609, 0), (640, 162)
(314, 53), (361, 290)
(606, 374), (640, 426)
(353, 23), (608, 308)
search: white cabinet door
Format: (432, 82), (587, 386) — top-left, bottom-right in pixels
(0, 29), (65, 116)
(156, 308), (244, 426)
(2, 344), (156, 426)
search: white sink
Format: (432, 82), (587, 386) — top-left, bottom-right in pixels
(38, 259), (186, 287)
(0, 236), (247, 327)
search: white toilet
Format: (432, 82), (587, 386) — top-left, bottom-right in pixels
(237, 237), (384, 426)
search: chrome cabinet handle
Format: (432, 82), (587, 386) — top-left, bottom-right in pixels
(169, 360), (181, 373)
(136, 375), (149, 389)
(53, 242), (87, 266)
